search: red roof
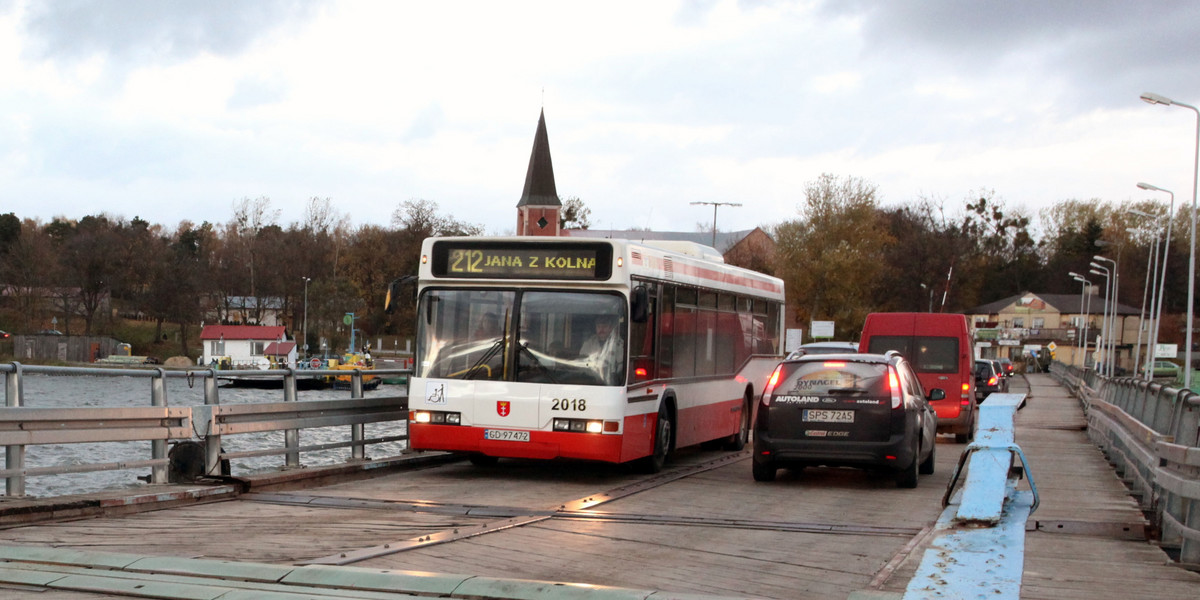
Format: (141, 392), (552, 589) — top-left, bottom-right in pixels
(200, 325), (286, 341)
(263, 341), (296, 356)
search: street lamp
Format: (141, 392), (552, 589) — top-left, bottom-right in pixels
(1141, 92), (1199, 389)
(1126, 213), (1157, 378)
(1089, 264), (1111, 376)
(1136, 182), (1176, 381)
(302, 277), (312, 356)
(1094, 254), (1119, 376)
(690, 201), (742, 247)
(1070, 272), (1092, 369)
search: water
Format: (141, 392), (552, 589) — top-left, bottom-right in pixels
(8, 373), (408, 498)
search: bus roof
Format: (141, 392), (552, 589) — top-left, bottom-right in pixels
(418, 236), (784, 300)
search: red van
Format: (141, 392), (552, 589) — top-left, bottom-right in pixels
(859, 313), (975, 442)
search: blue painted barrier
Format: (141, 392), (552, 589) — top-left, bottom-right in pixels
(904, 393), (1035, 599)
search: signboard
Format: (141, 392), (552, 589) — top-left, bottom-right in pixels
(810, 320), (835, 339)
(431, 241), (612, 280)
(785, 329), (804, 353)
(998, 340), (1021, 346)
(1156, 343), (1179, 359)
(1046, 341), (1057, 351)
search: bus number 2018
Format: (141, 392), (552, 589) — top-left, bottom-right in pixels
(552, 398), (587, 411)
(449, 250), (484, 273)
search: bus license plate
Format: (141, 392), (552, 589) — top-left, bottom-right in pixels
(484, 429), (530, 442)
(803, 409), (854, 423)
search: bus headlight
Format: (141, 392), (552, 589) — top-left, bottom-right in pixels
(411, 410), (461, 425)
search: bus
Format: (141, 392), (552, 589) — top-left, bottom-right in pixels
(387, 236), (785, 472)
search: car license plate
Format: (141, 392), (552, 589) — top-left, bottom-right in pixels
(484, 429), (530, 442)
(803, 409), (854, 423)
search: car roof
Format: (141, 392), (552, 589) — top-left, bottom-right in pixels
(787, 352), (892, 366)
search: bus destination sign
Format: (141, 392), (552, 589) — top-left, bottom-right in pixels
(431, 241), (613, 280)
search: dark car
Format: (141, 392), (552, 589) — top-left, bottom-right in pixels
(974, 359), (1006, 402)
(997, 357), (1015, 377)
(752, 351), (940, 487)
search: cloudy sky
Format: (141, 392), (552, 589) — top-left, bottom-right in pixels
(2, 0), (1199, 236)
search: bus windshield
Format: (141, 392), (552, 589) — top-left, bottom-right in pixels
(417, 289), (627, 386)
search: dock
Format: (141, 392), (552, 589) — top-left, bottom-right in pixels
(0, 373), (1197, 599)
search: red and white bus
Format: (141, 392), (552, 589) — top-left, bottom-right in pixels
(391, 236), (785, 471)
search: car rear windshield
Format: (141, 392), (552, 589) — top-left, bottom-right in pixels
(776, 361), (888, 396)
(867, 336), (958, 374)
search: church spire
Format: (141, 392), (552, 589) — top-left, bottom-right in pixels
(516, 109), (562, 236)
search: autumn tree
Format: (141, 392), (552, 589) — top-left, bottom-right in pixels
(560, 196), (592, 229)
(775, 174), (894, 338)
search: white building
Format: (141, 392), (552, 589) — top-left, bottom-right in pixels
(199, 325), (295, 369)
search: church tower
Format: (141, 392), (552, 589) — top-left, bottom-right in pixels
(516, 110), (562, 236)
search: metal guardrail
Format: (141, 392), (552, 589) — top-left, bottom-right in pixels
(1051, 362), (1200, 565)
(2, 362), (411, 498)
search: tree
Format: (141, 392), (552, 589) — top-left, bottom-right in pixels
(876, 199), (966, 313)
(560, 196), (592, 229)
(775, 174), (894, 337)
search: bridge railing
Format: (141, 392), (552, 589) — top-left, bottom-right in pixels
(1050, 362), (1200, 564)
(1, 362), (411, 498)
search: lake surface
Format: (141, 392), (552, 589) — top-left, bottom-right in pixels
(7, 372), (408, 498)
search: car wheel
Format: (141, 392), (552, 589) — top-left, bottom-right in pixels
(896, 442), (920, 488)
(752, 459), (776, 482)
(919, 438), (935, 475)
(636, 404), (673, 474)
(723, 396), (752, 451)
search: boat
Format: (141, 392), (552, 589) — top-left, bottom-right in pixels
(329, 352), (381, 390)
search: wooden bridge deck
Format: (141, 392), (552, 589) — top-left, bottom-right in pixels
(0, 374), (1196, 599)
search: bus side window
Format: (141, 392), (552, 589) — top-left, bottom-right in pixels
(629, 286), (656, 383)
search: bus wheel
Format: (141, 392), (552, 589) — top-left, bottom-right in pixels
(468, 454), (499, 467)
(723, 395), (751, 451)
(637, 405), (673, 474)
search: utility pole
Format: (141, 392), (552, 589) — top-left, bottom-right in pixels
(690, 201), (742, 247)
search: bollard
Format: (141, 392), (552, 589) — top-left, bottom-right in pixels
(150, 368), (168, 484)
(4, 362), (24, 497)
(284, 368), (300, 468)
(203, 371), (222, 477)
(351, 371), (365, 461)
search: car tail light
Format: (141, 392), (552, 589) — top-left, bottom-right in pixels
(961, 382), (971, 399)
(987, 375), (998, 386)
(823, 361), (846, 368)
(887, 366), (902, 409)
(761, 365), (783, 406)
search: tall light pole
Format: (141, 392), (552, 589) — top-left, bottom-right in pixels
(1136, 182), (1175, 381)
(302, 277), (311, 357)
(1126, 212), (1158, 378)
(1094, 254), (1119, 376)
(1141, 92), (1199, 389)
(1089, 264), (1111, 376)
(690, 201), (742, 247)
(1070, 272), (1092, 368)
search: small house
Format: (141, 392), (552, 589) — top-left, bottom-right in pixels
(199, 325), (293, 369)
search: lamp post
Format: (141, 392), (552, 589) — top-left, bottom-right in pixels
(690, 201), (742, 247)
(1141, 92), (1199, 389)
(1070, 272), (1092, 368)
(1126, 212), (1157, 378)
(1089, 264), (1111, 376)
(1136, 182), (1176, 381)
(302, 277), (311, 357)
(1094, 254), (1119, 376)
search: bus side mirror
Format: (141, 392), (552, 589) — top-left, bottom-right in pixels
(631, 285), (649, 323)
(384, 275), (418, 314)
